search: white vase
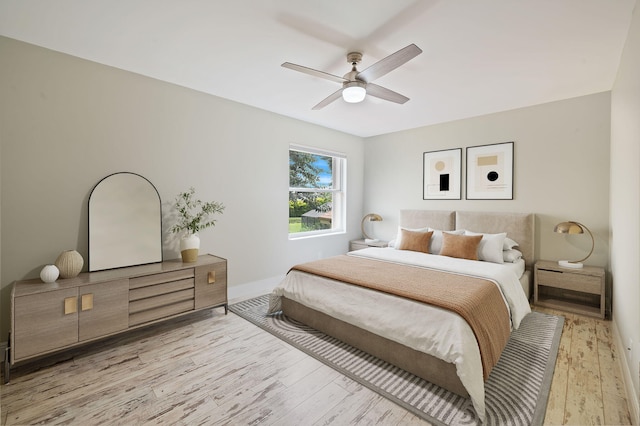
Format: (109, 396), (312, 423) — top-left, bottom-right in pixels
(40, 264), (60, 283)
(55, 250), (84, 279)
(180, 234), (200, 263)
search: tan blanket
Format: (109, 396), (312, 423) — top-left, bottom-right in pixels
(290, 254), (511, 379)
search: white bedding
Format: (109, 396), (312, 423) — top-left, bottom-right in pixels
(268, 247), (531, 421)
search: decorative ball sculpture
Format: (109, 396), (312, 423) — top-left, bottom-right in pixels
(40, 264), (60, 283)
(55, 250), (84, 279)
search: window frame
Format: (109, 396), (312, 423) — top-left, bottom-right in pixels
(288, 144), (346, 239)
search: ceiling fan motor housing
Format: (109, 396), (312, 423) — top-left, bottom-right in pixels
(347, 52), (362, 65)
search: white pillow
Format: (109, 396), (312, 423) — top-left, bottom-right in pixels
(503, 249), (523, 263)
(392, 226), (429, 249)
(428, 228), (465, 254)
(464, 231), (507, 264)
(503, 237), (519, 250)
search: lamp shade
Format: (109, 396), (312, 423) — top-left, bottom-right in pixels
(554, 221), (594, 268)
(342, 81), (366, 103)
(361, 213), (382, 240)
(553, 221), (584, 234)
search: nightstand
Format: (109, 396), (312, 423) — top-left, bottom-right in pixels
(349, 239), (389, 251)
(534, 260), (605, 318)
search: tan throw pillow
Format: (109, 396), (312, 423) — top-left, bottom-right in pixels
(439, 233), (483, 260)
(397, 229), (433, 253)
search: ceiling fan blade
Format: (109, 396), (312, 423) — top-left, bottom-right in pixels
(312, 89), (343, 110)
(365, 83), (410, 104)
(282, 62), (346, 84)
(356, 44), (422, 83)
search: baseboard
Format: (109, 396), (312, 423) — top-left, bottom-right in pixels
(228, 275), (284, 304)
(613, 319), (639, 425)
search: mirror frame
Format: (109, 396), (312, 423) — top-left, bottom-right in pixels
(88, 172), (163, 271)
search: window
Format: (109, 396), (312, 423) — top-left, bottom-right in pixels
(289, 145), (346, 238)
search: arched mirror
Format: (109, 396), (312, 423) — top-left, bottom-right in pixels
(89, 172), (162, 271)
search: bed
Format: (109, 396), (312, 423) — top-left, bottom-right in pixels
(268, 210), (535, 421)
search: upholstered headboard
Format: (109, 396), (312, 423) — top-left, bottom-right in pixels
(400, 210), (455, 231)
(455, 211), (535, 270)
(399, 210), (535, 270)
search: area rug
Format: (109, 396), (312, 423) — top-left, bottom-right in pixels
(229, 295), (563, 426)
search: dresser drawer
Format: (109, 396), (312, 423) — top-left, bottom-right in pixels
(129, 269), (194, 290)
(129, 288), (195, 314)
(129, 278), (194, 301)
(537, 269), (602, 294)
(129, 299), (195, 326)
(129, 269), (196, 326)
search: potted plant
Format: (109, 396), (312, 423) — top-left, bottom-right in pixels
(171, 187), (225, 262)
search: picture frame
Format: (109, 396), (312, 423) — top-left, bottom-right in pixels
(466, 141), (514, 200)
(423, 148), (462, 200)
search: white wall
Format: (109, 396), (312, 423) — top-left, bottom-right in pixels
(0, 37), (365, 339)
(363, 93), (611, 268)
(611, 1), (640, 420)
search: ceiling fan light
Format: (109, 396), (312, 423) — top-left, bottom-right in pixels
(342, 82), (366, 103)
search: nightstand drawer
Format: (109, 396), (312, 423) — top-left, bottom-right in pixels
(537, 269), (601, 294)
(349, 239), (389, 251)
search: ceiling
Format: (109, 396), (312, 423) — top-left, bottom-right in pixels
(0, 0), (636, 137)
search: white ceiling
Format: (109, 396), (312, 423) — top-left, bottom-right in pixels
(0, 0), (636, 137)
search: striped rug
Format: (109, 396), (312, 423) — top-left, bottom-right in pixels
(229, 295), (563, 426)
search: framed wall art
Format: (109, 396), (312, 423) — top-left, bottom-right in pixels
(423, 148), (462, 200)
(466, 141), (514, 200)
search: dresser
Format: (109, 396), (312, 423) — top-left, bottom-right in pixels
(4, 254), (226, 383)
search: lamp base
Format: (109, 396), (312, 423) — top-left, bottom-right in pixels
(364, 238), (379, 243)
(558, 260), (584, 269)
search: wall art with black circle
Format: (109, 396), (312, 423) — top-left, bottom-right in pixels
(466, 142), (514, 200)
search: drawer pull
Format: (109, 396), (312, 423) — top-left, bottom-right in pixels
(64, 297), (77, 315)
(81, 293), (94, 311)
(208, 271), (216, 284)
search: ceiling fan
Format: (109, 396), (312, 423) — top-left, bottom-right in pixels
(282, 43), (422, 110)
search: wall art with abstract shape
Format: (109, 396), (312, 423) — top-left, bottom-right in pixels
(423, 148), (462, 200)
(466, 141), (514, 200)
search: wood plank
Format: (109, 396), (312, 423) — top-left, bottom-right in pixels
(151, 333), (295, 402)
(563, 315), (605, 425)
(544, 309), (572, 425)
(225, 363), (342, 425)
(597, 318), (633, 425)
(132, 392), (223, 424)
(313, 383), (386, 424)
(272, 381), (351, 425)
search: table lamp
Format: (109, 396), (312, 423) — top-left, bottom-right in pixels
(361, 213), (382, 242)
(554, 221), (594, 269)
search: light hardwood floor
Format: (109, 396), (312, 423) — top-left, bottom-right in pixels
(0, 302), (632, 425)
(538, 306), (632, 425)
